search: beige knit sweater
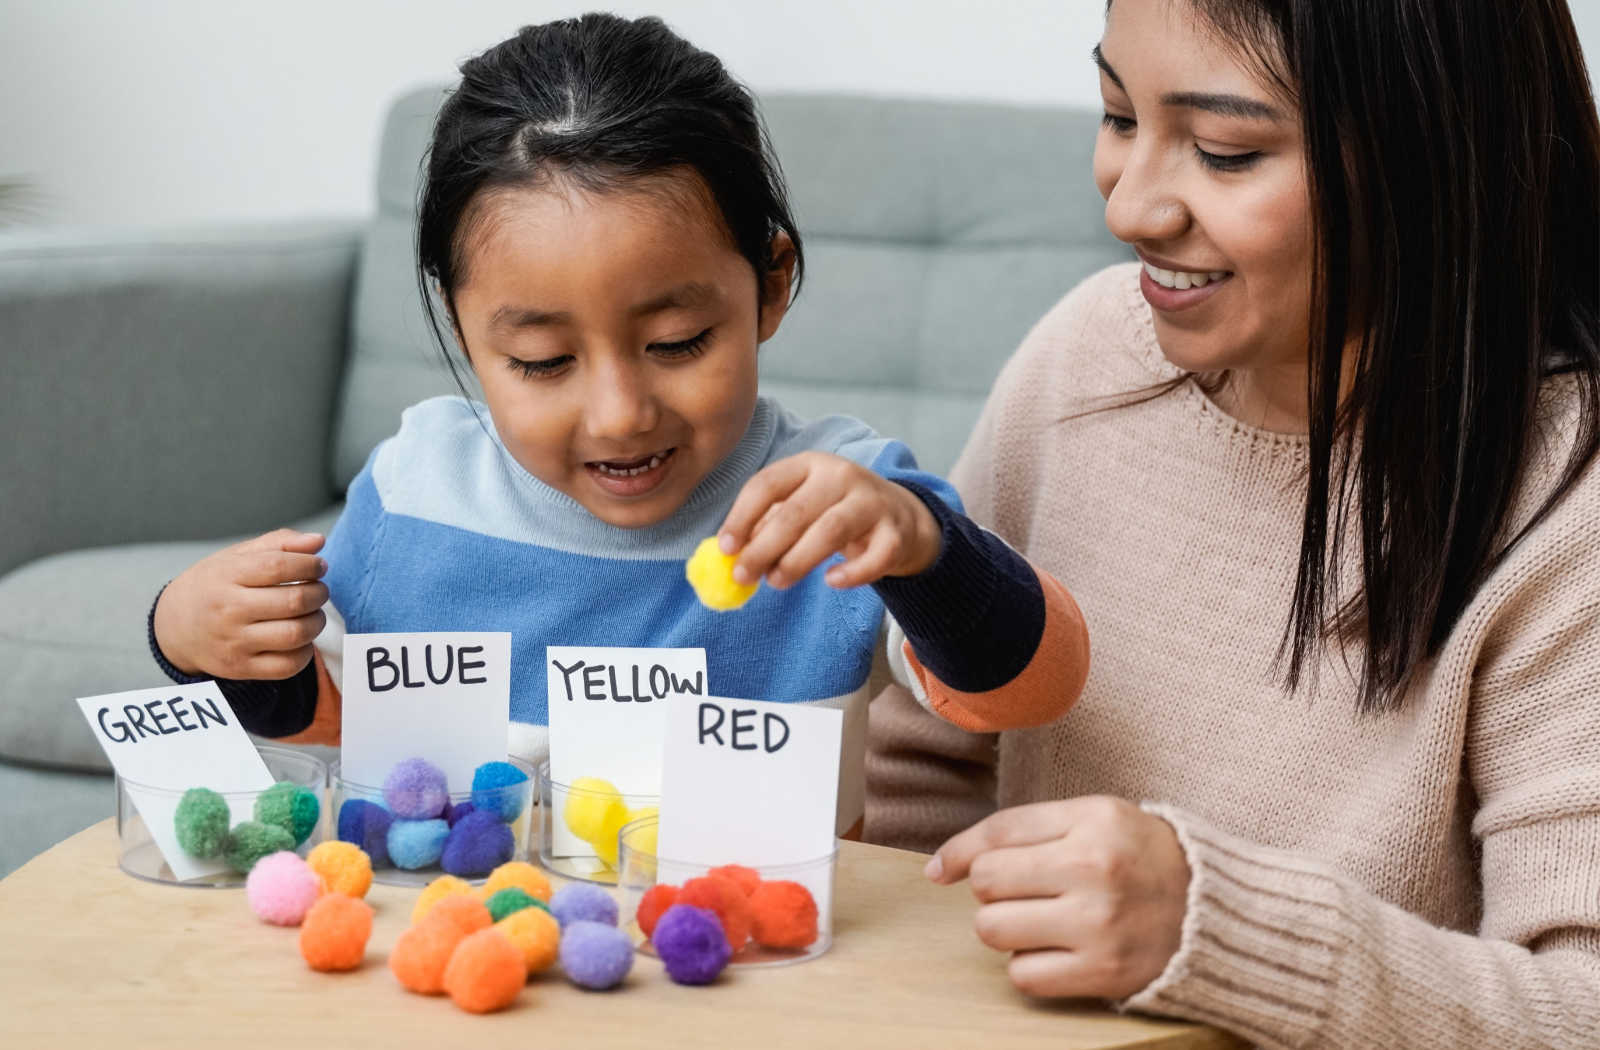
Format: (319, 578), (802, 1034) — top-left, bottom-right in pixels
(865, 263), (1600, 1048)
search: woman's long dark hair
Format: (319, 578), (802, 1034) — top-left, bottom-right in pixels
(415, 13), (803, 378)
(1187, 0), (1600, 711)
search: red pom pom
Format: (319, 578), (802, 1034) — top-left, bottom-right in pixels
(678, 876), (752, 953)
(637, 883), (680, 939)
(749, 880), (818, 949)
(705, 864), (761, 897)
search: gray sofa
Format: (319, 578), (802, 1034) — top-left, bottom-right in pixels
(0, 90), (1126, 876)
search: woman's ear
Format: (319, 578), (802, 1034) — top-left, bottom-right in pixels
(756, 231), (797, 343)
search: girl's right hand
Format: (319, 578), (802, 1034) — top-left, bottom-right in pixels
(152, 529), (329, 681)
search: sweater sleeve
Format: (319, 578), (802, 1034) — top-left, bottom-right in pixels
(1121, 478), (1600, 1049)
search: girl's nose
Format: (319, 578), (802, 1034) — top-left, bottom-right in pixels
(1102, 145), (1189, 247)
(583, 358), (659, 441)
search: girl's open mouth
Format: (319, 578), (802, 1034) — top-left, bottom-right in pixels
(585, 447), (677, 498)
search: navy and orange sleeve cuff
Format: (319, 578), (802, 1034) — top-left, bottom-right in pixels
(873, 481), (1089, 732)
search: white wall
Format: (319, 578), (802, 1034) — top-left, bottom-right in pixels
(3, 0), (1598, 230)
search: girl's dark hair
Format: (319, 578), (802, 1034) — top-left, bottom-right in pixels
(415, 13), (803, 371)
(1181, 0), (1600, 711)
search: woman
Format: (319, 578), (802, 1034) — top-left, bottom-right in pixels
(866, 0), (1600, 1045)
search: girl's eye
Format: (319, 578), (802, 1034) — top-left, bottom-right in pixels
(1196, 146), (1263, 172)
(506, 354), (572, 378)
(1101, 113), (1136, 134)
(649, 328), (713, 358)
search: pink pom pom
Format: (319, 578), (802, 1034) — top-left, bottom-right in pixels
(246, 850), (323, 926)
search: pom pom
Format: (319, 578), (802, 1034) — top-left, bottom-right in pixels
(383, 757), (449, 819)
(174, 787), (229, 858)
(336, 799), (393, 868)
(390, 919), (465, 995)
(482, 861), (551, 903)
(748, 880), (819, 949)
(549, 882), (619, 929)
(652, 904), (732, 985)
(443, 929), (526, 1013)
(685, 535), (758, 611)
(622, 805), (659, 858)
(387, 818), (449, 870)
(444, 800), (475, 827)
(422, 894), (493, 939)
(496, 906), (561, 974)
(412, 874), (476, 925)
(306, 840), (372, 899)
(636, 883), (680, 938)
(679, 875), (752, 953)
(223, 820), (296, 874)
(245, 851), (322, 925)
(563, 777), (627, 857)
(471, 761), (529, 822)
(299, 893), (373, 972)
(559, 921), (634, 990)
(439, 809), (514, 877)
(706, 864), (761, 898)
(485, 887), (538, 923)
(253, 780), (320, 846)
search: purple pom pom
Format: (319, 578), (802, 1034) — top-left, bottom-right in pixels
(559, 920), (634, 990)
(382, 757), (448, 819)
(444, 800), (475, 827)
(549, 882), (619, 929)
(439, 809), (514, 877)
(336, 798), (392, 868)
(653, 904), (732, 985)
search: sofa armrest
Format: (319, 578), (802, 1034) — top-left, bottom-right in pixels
(0, 221), (362, 576)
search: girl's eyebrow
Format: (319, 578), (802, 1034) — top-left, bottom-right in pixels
(1091, 43), (1286, 123)
(488, 282), (721, 331)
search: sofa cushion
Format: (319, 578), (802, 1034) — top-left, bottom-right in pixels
(0, 506), (341, 771)
(330, 90), (1128, 488)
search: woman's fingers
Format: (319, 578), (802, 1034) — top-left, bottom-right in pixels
(971, 897), (1072, 953)
(967, 839), (1076, 904)
(929, 800), (1090, 884)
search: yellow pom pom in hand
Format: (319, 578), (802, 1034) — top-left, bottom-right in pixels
(686, 536), (758, 611)
(564, 777), (627, 852)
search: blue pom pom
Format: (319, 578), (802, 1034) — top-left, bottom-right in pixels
(444, 800), (475, 827)
(383, 757), (449, 819)
(470, 761), (529, 823)
(439, 809), (514, 877)
(336, 798), (393, 868)
(559, 920), (634, 990)
(653, 904), (732, 985)
(550, 882), (619, 929)
(387, 818), (450, 870)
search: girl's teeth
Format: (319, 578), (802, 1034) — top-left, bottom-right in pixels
(596, 454), (664, 477)
(1143, 261), (1230, 290)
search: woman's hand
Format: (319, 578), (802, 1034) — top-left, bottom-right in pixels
(926, 796), (1191, 1000)
(152, 529), (329, 680)
(718, 451), (941, 589)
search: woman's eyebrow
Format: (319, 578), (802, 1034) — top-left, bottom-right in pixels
(1092, 44), (1286, 123)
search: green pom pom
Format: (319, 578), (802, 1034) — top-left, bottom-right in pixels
(224, 820), (296, 874)
(253, 781), (321, 846)
(485, 887), (538, 922)
(174, 787), (230, 858)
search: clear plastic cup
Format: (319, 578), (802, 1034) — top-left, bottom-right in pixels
(116, 743), (327, 887)
(329, 755), (535, 886)
(535, 760), (659, 885)
(617, 814), (836, 966)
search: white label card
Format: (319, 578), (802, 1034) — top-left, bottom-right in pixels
(546, 646), (707, 860)
(657, 695), (841, 870)
(340, 632), (511, 790)
(76, 682), (275, 881)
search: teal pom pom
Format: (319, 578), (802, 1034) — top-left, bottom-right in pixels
(471, 761), (529, 822)
(485, 887), (538, 923)
(174, 787), (229, 858)
(224, 820), (296, 874)
(387, 818), (450, 870)
(254, 781), (321, 846)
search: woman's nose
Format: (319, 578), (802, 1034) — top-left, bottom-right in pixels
(583, 358), (659, 442)
(1102, 145), (1189, 246)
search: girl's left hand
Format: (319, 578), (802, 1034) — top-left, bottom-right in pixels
(925, 797), (1191, 1000)
(718, 451), (941, 590)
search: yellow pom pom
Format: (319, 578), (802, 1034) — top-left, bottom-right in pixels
(623, 805), (659, 858)
(480, 861), (552, 904)
(305, 840), (373, 899)
(412, 874), (476, 925)
(564, 777), (627, 852)
(496, 906), (561, 974)
(685, 536), (758, 611)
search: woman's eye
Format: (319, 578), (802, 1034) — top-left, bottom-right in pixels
(1101, 112), (1136, 135)
(649, 328), (713, 358)
(506, 354), (572, 378)
(1195, 146), (1263, 172)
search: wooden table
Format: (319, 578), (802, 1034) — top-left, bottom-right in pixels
(0, 821), (1240, 1049)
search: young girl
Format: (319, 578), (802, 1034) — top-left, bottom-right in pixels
(146, 13), (1089, 832)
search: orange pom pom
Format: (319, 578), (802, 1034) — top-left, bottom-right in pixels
(299, 893), (373, 972)
(306, 840), (373, 899)
(496, 907), (561, 974)
(443, 928), (526, 1013)
(424, 894), (493, 939)
(390, 920), (467, 995)
(679, 876), (751, 953)
(749, 880), (819, 949)
(706, 864), (760, 897)
(636, 883), (680, 938)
